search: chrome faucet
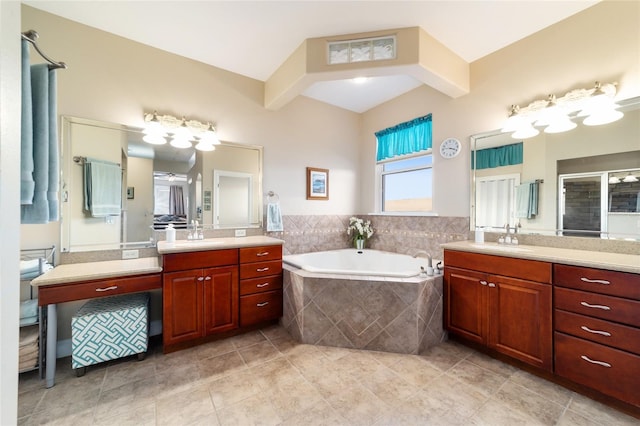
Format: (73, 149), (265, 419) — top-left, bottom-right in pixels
(413, 250), (432, 268)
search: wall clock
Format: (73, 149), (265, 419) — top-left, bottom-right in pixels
(439, 138), (461, 159)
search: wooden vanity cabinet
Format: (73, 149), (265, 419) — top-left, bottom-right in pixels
(162, 249), (239, 349)
(239, 245), (283, 327)
(553, 264), (640, 408)
(444, 250), (553, 371)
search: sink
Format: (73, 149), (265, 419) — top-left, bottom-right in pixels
(470, 243), (533, 253)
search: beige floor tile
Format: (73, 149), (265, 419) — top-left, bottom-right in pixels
(446, 359), (510, 397)
(194, 338), (236, 360)
(102, 358), (156, 392)
(384, 354), (442, 387)
(92, 401), (156, 426)
(17, 386), (46, 418)
(155, 385), (216, 426)
(228, 330), (266, 349)
(419, 340), (471, 371)
(237, 340), (281, 367)
(358, 362), (417, 405)
(33, 378), (101, 414)
(278, 400), (345, 426)
(26, 405), (95, 426)
(556, 408), (603, 426)
(465, 351), (519, 377)
(493, 380), (566, 425)
(509, 369), (573, 406)
(154, 362), (203, 398)
(568, 393), (640, 426)
(207, 370), (262, 410)
(216, 392), (283, 426)
(259, 324), (293, 342)
(325, 384), (390, 426)
(198, 351), (247, 381)
(93, 376), (158, 422)
(471, 398), (546, 425)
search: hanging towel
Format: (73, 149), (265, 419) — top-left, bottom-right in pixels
(21, 40), (35, 204)
(267, 202), (283, 232)
(84, 158), (122, 217)
(515, 181), (539, 219)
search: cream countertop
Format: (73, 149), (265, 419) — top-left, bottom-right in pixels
(441, 241), (640, 274)
(31, 257), (162, 287)
(157, 235), (284, 254)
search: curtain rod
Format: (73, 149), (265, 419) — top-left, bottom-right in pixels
(21, 30), (67, 70)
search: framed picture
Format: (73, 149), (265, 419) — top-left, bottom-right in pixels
(126, 187), (135, 199)
(306, 167), (329, 200)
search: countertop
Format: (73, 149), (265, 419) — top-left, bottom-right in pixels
(157, 235), (284, 254)
(441, 241), (640, 274)
(31, 257), (162, 287)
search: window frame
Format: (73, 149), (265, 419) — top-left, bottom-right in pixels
(374, 150), (434, 215)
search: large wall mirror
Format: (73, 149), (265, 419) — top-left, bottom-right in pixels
(60, 116), (263, 252)
(471, 97), (640, 241)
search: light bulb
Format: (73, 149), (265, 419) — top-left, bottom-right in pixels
(511, 123), (539, 139)
(201, 123), (220, 145)
(170, 137), (192, 149)
(142, 133), (167, 145)
(195, 140), (216, 152)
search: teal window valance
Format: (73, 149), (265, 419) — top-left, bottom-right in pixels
(375, 114), (432, 162)
(473, 142), (523, 170)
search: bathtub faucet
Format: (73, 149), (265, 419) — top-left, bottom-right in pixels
(413, 250), (432, 268)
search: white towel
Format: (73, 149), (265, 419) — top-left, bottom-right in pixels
(266, 202), (283, 232)
(84, 159), (122, 217)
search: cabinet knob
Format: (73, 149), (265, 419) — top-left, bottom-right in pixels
(197, 277), (204, 281)
(581, 355), (611, 368)
(480, 280), (488, 286)
(580, 301), (611, 311)
(204, 276), (212, 281)
(488, 283), (496, 288)
(580, 277), (610, 285)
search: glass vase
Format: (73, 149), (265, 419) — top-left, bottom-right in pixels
(355, 238), (365, 250)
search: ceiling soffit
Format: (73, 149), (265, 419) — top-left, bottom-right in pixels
(265, 27), (470, 111)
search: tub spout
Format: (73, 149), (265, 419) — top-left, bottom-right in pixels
(413, 250), (432, 267)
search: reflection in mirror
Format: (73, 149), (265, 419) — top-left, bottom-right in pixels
(61, 116), (263, 252)
(471, 97), (640, 240)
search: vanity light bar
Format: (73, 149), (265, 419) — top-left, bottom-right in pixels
(143, 111), (220, 150)
(501, 82), (623, 139)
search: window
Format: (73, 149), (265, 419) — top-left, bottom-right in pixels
(375, 114), (433, 213)
(380, 154), (433, 212)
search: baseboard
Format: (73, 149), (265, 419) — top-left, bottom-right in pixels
(56, 320), (163, 359)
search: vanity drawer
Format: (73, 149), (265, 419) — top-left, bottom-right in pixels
(240, 290), (282, 327)
(239, 260), (282, 279)
(444, 250), (551, 283)
(38, 273), (162, 305)
(163, 249), (238, 272)
(554, 287), (640, 327)
(555, 309), (640, 355)
(555, 332), (640, 407)
(554, 264), (640, 299)
(240, 275), (282, 296)
(240, 245), (282, 263)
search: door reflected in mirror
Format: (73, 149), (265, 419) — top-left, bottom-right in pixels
(61, 116), (263, 252)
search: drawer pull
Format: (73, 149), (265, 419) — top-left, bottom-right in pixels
(204, 276), (212, 281)
(257, 301), (269, 307)
(580, 277), (610, 285)
(480, 280), (488, 286)
(95, 286), (118, 292)
(257, 283), (270, 288)
(256, 267), (270, 272)
(488, 283), (496, 288)
(580, 355), (612, 368)
(580, 325), (611, 337)
(197, 277), (204, 282)
(256, 252), (270, 257)
(580, 301), (611, 311)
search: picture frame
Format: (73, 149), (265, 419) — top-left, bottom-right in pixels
(306, 167), (329, 200)
(126, 186), (135, 199)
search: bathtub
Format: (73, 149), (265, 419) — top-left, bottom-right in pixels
(282, 249), (446, 354)
(283, 248), (433, 278)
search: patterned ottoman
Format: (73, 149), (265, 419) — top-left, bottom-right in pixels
(71, 292), (149, 376)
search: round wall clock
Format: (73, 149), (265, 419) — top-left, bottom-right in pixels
(439, 138), (461, 159)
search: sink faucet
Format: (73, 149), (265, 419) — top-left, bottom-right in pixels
(413, 250), (432, 268)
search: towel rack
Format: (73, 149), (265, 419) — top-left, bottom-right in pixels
(21, 30), (67, 70)
(267, 191), (279, 202)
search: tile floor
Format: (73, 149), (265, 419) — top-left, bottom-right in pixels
(18, 326), (639, 425)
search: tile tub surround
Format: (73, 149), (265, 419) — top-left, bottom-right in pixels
(267, 215), (470, 259)
(282, 266), (445, 354)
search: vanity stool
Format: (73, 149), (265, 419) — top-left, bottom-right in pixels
(71, 292), (149, 377)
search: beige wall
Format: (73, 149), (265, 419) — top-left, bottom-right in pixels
(360, 0), (640, 217)
(126, 156), (153, 242)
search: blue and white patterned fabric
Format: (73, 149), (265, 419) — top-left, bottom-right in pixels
(71, 292), (149, 369)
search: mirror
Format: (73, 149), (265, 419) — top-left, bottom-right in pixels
(60, 116), (263, 252)
(471, 97), (640, 240)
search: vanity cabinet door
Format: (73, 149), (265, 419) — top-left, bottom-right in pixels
(444, 266), (487, 345)
(163, 270), (203, 346)
(203, 266), (239, 335)
(488, 275), (552, 371)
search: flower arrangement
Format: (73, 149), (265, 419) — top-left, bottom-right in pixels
(347, 216), (374, 248)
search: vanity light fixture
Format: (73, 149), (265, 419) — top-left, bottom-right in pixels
(501, 81), (623, 139)
(622, 173), (639, 183)
(143, 111), (220, 151)
(608, 175), (621, 184)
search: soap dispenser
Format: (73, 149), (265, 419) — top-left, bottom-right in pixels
(166, 223), (176, 243)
